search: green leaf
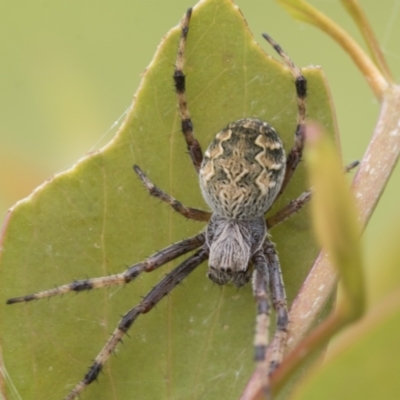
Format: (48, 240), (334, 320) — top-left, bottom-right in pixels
(290, 287), (400, 400)
(0, 0), (337, 399)
(305, 124), (364, 321)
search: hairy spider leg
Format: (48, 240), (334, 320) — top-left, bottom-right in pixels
(250, 241), (289, 398)
(173, 7), (203, 173)
(252, 248), (272, 398)
(262, 33), (307, 198)
(265, 160), (360, 229)
(134, 165), (211, 221)
(7, 233), (205, 304)
(64, 248), (209, 400)
(266, 190), (311, 229)
(264, 241), (288, 372)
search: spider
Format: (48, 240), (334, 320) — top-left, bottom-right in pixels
(7, 7), (312, 400)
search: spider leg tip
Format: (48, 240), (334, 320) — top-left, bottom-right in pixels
(261, 33), (274, 44)
(350, 160), (360, 169)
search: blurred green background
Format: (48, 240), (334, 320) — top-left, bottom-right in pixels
(1, 1), (399, 270)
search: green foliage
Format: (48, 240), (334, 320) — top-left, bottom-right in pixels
(305, 125), (364, 321)
(290, 242), (400, 400)
(0, 0), (336, 399)
(272, 1), (400, 399)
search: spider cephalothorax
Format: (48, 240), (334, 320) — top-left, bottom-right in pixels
(200, 118), (286, 286)
(7, 7), (309, 400)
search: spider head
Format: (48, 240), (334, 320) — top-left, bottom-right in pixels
(205, 214), (266, 287)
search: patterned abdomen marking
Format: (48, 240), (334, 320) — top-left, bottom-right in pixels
(199, 118), (286, 219)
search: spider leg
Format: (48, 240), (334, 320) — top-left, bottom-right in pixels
(266, 190), (311, 230)
(174, 8), (203, 173)
(262, 33), (307, 198)
(266, 160), (360, 229)
(252, 249), (272, 398)
(64, 248), (208, 400)
(264, 240), (288, 373)
(134, 165), (211, 221)
(344, 160), (360, 173)
(6, 233), (205, 304)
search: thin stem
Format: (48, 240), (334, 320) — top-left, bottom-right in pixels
(341, 0), (394, 83)
(275, 0), (388, 99)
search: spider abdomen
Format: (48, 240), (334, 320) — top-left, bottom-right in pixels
(199, 118), (286, 219)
